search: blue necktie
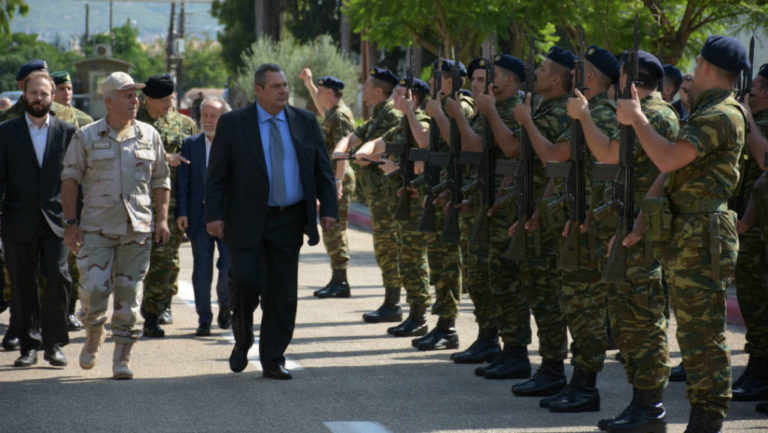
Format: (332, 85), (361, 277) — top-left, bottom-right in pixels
(269, 117), (287, 204)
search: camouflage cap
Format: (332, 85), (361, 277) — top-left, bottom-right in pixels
(51, 70), (72, 85)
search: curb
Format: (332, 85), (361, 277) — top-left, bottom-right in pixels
(347, 202), (746, 327)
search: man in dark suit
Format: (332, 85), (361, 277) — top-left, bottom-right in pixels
(177, 96), (232, 337)
(0, 71), (76, 367)
(205, 63), (338, 380)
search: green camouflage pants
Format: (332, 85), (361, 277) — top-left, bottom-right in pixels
(735, 226), (768, 359)
(360, 167), (401, 290)
(662, 211), (738, 418)
(607, 242), (670, 390)
(459, 209), (493, 330)
(143, 221), (184, 316)
(427, 211), (462, 319)
(77, 230), (151, 343)
(396, 194), (430, 308)
(322, 170), (355, 271)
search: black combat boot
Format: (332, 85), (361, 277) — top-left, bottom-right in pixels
(511, 358), (567, 397)
(545, 367), (600, 412)
(683, 405), (723, 433)
(598, 388), (639, 430)
(605, 387), (666, 433)
(451, 327), (501, 364)
(158, 304), (173, 325)
(756, 401), (767, 414)
(362, 287), (402, 323)
(482, 345), (531, 380)
(415, 317), (459, 351)
(732, 356), (768, 401)
(315, 269), (351, 298)
(387, 304), (427, 337)
(669, 362), (686, 382)
(142, 308), (165, 338)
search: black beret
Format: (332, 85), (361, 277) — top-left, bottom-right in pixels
(584, 45), (620, 84)
(317, 75), (345, 90)
(547, 45), (575, 70)
(467, 57), (487, 79)
(759, 64), (768, 80)
(701, 35), (751, 74)
(432, 59), (468, 77)
(16, 59), (48, 81)
(663, 64), (683, 85)
(369, 67), (399, 85)
(50, 71), (72, 85)
(494, 54), (526, 82)
(143, 73), (175, 98)
(412, 78), (431, 95)
(631, 50), (665, 81)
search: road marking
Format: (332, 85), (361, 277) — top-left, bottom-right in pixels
(324, 422), (393, 433)
(176, 280), (302, 371)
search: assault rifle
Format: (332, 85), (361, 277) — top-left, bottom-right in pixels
(731, 36), (755, 218)
(386, 46), (416, 221)
(545, 28), (587, 271)
(441, 48), (464, 244)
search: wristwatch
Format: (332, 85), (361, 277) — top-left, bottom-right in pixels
(63, 218), (79, 227)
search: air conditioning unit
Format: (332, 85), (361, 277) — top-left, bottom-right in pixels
(94, 43), (112, 57)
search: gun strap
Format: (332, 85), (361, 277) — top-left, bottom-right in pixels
(709, 213), (721, 281)
(588, 230), (598, 262)
(534, 229), (542, 257)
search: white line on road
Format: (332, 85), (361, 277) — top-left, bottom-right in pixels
(324, 421), (393, 433)
(176, 280), (302, 371)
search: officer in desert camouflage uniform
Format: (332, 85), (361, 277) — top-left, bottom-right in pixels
(136, 73), (198, 337)
(300, 69), (356, 298)
(617, 35), (750, 432)
(332, 67), (403, 323)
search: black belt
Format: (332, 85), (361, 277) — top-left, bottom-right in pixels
(267, 200), (304, 215)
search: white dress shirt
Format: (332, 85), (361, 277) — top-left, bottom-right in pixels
(205, 134), (212, 168)
(26, 112), (50, 167)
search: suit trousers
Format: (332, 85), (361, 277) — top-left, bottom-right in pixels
(229, 203), (306, 370)
(190, 226), (231, 326)
(4, 219), (70, 351)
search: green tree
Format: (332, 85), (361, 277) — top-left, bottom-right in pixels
(87, 20), (165, 82)
(0, 32), (80, 91)
(0, 0), (28, 38)
(283, 0), (343, 45)
(182, 36), (229, 89)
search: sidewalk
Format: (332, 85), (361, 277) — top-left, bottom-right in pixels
(347, 201), (746, 327)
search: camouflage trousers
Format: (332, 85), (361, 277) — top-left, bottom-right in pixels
(559, 230), (607, 373)
(395, 196), (430, 308)
(661, 211), (738, 418)
(518, 231), (567, 362)
(735, 226), (768, 359)
(489, 210), (531, 348)
(322, 170), (355, 271)
(143, 221), (184, 316)
(427, 211), (462, 319)
(459, 209), (493, 330)
(607, 242), (670, 390)
(77, 230), (152, 343)
(361, 169), (401, 290)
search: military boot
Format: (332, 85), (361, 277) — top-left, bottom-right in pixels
(511, 358), (567, 397)
(756, 401), (767, 414)
(545, 367), (600, 412)
(605, 387), (665, 433)
(669, 362), (686, 382)
(112, 342), (134, 380)
(416, 317), (459, 351)
(598, 388), (639, 430)
(315, 269), (351, 298)
(451, 327), (501, 364)
(362, 287), (402, 323)
(732, 356), (768, 401)
(387, 304), (427, 337)
(482, 345), (531, 380)
(683, 405), (723, 433)
(158, 304), (173, 325)
(142, 309), (165, 338)
(79, 325), (106, 370)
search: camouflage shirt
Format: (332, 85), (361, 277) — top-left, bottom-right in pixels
(322, 101), (355, 155)
(737, 108), (768, 200)
(470, 93), (522, 188)
(353, 100), (401, 145)
(54, 104), (94, 128)
(666, 89), (747, 206)
(530, 94), (570, 196)
(633, 92), (679, 202)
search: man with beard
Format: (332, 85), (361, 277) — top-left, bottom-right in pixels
(0, 71), (76, 367)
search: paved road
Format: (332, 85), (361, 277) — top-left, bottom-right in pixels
(0, 226), (764, 432)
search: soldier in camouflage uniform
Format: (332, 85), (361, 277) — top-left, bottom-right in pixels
(332, 67), (403, 323)
(137, 74), (198, 337)
(616, 35), (750, 431)
(509, 46), (574, 399)
(574, 52), (679, 431)
(446, 54), (532, 378)
(300, 70), (356, 298)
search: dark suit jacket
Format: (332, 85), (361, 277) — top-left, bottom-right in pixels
(0, 115), (76, 242)
(205, 102), (338, 248)
(177, 132), (208, 236)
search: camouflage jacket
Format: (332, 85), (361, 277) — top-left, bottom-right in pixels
(354, 100), (401, 145)
(470, 93), (522, 188)
(322, 101), (355, 155)
(666, 89), (748, 206)
(55, 104), (94, 128)
(735, 108), (768, 202)
(634, 92), (679, 202)
(530, 94), (570, 197)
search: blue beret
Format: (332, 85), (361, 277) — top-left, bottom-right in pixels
(547, 46), (575, 70)
(584, 45), (620, 84)
(663, 64), (683, 85)
(701, 35), (750, 74)
(494, 54), (526, 82)
(759, 64), (768, 80)
(16, 59), (48, 81)
(467, 57), (487, 79)
(317, 75), (345, 90)
(629, 51), (664, 81)
(412, 78), (431, 94)
(432, 59), (468, 77)
(143, 73), (175, 98)
(369, 67), (399, 85)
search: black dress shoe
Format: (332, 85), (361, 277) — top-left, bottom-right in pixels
(67, 314), (83, 332)
(44, 345), (68, 367)
(195, 325), (212, 337)
(316, 282), (350, 298)
(217, 308), (232, 330)
(732, 357), (768, 401)
(229, 346), (248, 373)
(756, 401), (767, 414)
(2, 334), (19, 351)
(14, 349), (38, 367)
(263, 364), (292, 380)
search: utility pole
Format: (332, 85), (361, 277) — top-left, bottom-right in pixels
(176, 0), (185, 106)
(166, 2), (176, 74)
(109, 0), (113, 48)
(361, 30), (370, 120)
(254, 0), (265, 38)
(83, 3), (89, 51)
(340, 2), (350, 55)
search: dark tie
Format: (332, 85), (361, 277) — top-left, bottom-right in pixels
(269, 117), (287, 203)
